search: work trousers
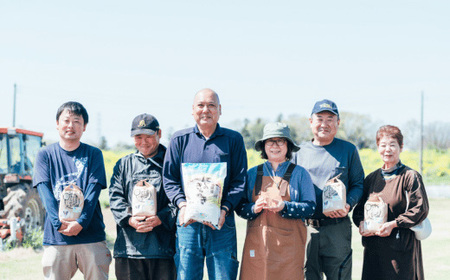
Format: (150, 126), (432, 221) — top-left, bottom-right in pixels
(305, 217), (352, 280)
(42, 241), (111, 280)
(115, 257), (177, 280)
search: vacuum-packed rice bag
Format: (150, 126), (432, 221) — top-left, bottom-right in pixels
(182, 162), (226, 229)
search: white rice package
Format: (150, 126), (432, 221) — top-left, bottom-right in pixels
(260, 177), (285, 208)
(132, 180), (157, 216)
(59, 183), (84, 221)
(363, 194), (388, 233)
(322, 175), (346, 215)
(182, 162), (226, 229)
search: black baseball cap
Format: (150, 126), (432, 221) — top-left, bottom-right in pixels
(130, 114), (160, 137)
(311, 99), (339, 117)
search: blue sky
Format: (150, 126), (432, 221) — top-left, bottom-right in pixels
(1, 1), (449, 146)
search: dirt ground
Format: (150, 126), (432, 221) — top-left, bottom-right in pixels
(102, 206), (117, 239)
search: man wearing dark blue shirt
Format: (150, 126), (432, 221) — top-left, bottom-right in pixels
(163, 88), (247, 280)
(33, 102), (111, 280)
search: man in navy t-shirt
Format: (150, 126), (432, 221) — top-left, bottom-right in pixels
(33, 101), (111, 280)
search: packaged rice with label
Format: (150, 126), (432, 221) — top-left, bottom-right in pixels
(132, 180), (157, 216)
(363, 194), (388, 233)
(260, 177), (285, 208)
(182, 162), (226, 229)
(59, 183), (84, 221)
(322, 174), (346, 215)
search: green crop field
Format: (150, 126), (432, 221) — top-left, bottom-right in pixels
(101, 148), (450, 186)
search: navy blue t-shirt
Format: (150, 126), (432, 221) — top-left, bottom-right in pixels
(33, 142), (107, 245)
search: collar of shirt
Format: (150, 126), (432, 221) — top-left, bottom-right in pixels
(194, 123), (224, 140)
(381, 160), (405, 179)
(263, 160), (291, 176)
(135, 144), (166, 168)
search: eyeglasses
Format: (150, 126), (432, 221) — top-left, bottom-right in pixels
(265, 139), (286, 147)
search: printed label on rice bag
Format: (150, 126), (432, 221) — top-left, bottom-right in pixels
(322, 174), (346, 214)
(363, 194), (388, 233)
(132, 180), (157, 216)
(182, 162), (227, 229)
(59, 183), (84, 221)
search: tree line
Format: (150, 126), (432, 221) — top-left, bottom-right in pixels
(106, 112), (449, 152)
(237, 112), (450, 151)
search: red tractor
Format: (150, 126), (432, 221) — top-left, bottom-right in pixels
(0, 127), (45, 245)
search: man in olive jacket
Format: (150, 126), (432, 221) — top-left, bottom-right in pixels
(109, 113), (177, 280)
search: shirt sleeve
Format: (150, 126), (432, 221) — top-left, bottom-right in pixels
(352, 175), (372, 227)
(77, 183), (102, 229)
(346, 147), (365, 209)
(34, 149), (62, 230)
(396, 170), (430, 228)
(162, 136), (186, 208)
(280, 166), (316, 219)
(235, 167), (260, 220)
(156, 174), (177, 231)
(37, 182), (62, 231)
(221, 134), (248, 212)
(156, 200), (178, 232)
(108, 158), (132, 227)
(33, 148), (50, 187)
(88, 148), (107, 189)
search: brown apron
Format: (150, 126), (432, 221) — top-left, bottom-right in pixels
(240, 163), (307, 280)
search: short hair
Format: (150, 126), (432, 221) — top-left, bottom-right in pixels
(260, 139), (295, 161)
(56, 101), (89, 125)
(376, 125), (403, 147)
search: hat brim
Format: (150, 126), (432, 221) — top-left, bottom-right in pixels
(131, 129), (157, 137)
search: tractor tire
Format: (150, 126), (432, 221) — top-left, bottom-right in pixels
(2, 183), (45, 233)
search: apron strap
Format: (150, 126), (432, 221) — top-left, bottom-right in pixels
(282, 163), (296, 183)
(254, 164), (264, 195)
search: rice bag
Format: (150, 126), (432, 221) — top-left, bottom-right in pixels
(132, 180), (157, 216)
(363, 194), (388, 233)
(59, 183), (84, 221)
(182, 163), (226, 229)
(322, 174), (346, 215)
(260, 177), (285, 208)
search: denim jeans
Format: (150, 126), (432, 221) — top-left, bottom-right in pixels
(175, 214), (239, 280)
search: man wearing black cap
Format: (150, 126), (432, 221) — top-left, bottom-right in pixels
(293, 99), (364, 280)
(109, 114), (177, 280)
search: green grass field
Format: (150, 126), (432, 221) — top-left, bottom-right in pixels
(0, 197), (448, 280)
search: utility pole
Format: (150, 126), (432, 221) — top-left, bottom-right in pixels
(419, 91), (424, 175)
(13, 83), (17, 127)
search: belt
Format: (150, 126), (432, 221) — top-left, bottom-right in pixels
(306, 217), (346, 228)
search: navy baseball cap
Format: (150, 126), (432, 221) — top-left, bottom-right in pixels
(130, 114), (160, 137)
(311, 99), (339, 117)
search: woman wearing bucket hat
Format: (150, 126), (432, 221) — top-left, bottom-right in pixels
(352, 125), (430, 280)
(236, 122), (316, 280)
